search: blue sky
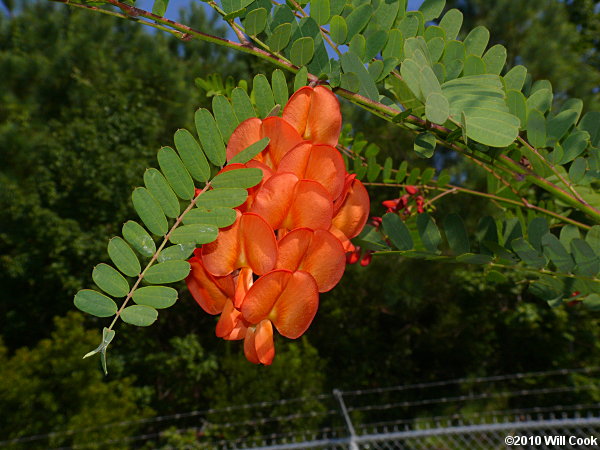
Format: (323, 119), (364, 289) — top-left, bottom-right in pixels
(135, 0), (425, 24)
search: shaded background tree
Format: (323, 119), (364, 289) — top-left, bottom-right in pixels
(1, 0), (600, 446)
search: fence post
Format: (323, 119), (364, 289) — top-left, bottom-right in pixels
(333, 389), (358, 450)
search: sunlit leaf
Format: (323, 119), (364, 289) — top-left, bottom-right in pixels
(92, 263), (130, 298)
(122, 221), (156, 258)
(229, 137), (270, 164)
(133, 286), (178, 309)
(145, 260), (191, 284)
(144, 168), (180, 219)
(195, 108), (226, 167)
(195, 188), (248, 209)
(121, 305), (158, 327)
(74, 289), (118, 318)
(212, 168), (263, 189)
(169, 224), (219, 245)
(157, 146), (195, 200)
(132, 187), (169, 237)
(157, 243), (196, 262)
(108, 236), (141, 277)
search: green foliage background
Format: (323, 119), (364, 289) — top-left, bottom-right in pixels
(1, 0), (600, 447)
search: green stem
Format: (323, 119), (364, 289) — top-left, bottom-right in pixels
(54, 0), (600, 224)
(364, 181), (591, 231)
(107, 182), (212, 330)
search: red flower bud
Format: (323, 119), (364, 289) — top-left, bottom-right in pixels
(346, 248), (361, 264)
(370, 216), (382, 227)
(405, 185), (418, 195)
(360, 251), (373, 266)
(382, 198), (400, 210)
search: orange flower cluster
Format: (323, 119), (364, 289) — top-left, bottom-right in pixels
(185, 86), (370, 365)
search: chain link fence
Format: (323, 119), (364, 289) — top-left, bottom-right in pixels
(3, 367), (600, 449)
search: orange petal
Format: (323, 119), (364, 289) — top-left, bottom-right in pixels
(216, 298), (247, 340)
(277, 228), (346, 292)
(278, 142), (346, 199)
(242, 269), (319, 339)
(255, 319), (275, 365)
(332, 177), (370, 239)
(239, 213), (278, 275)
(329, 225), (356, 252)
(186, 257), (235, 315)
(284, 180), (333, 231)
(260, 117), (304, 168)
(226, 117), (263, 162)
(250, 172), (299, 229)
(283, 86), (342, 146)
(241, 269), (288, 324)
(233, 267), (254, 309)
(270, 271), (319, 338)
(244, 326), (260, 364)
(201, 211), (242, 276)
(202, 212), (277, 276)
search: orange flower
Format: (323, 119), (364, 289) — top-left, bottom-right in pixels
(226, 116), (304, 169)
(186, 251), (235, 315)
(241, 269), (319, 339)
(283, 86), (342, 146)
(277, 142), (346, 199)
(249, 173), (333, 231)
(202, 211), (278, 276)
(276, 228), (345, 292)
(331, 174), (370, 242)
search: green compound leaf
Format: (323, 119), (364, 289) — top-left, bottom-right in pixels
(92, 263), (130, 298)
(132, 187), (169, 237)
(579, 111), (600, 147)
(425, 92), (449, 125)
(195, 188), (248, 209)
(211, 167), (263, 189)
(482, 44), (507, 75)
(157, 146), (195, 200)
(443, 213), (470, 255)
(157, 243), (196, 262)
(569, 157), (587, 184)
(541, 233), (574, 273)
(527, 109), (547, 148)
(417, 213), (442, 253)
(244, 7), (267, 35)
(174, 128), (210, 183)
(228, 137), (270, 164)
(252, 74), (276, 118)
(382, 213), (413, 251)
(152, 0), (169, 16)
(212, 95), (239, 142)
(503, 65), (527, 91)
(571, 239), (600, 277)
(506, 89), (527, 128)
(74, 289), (118, 318)
(195, 108), (227, 167)
(108, 236), (141, 277)
(547, 109), (579, 143)
(438, 8), (462, 41)
(464, 25), (489, 57)
(586, 225), (600, 250)
(310, 0), (330, 26)
(330, 15), (348, 45)
(561, 130), (590, 164)
(145, 260), (191, 284)
(231, 87), (256, 122)
(122, 221), (156, 258)
(267, 23), (292, 52)
(120, 305), (158, 327)
(290, 36), (315, 66)
(144, 168), (180, 219)
(512, 237), (546, 269)
(341, 51), (379, 101)
(414, 132), (437, 158)
(383, 29), (403, 60)
(169, 224), (219, 245)
(133, 286), (178, 309)
(345, 4), (373, 42)
(462, 108), (520, 147)
(83, 327), (115, 375)
(183, 207), (237, 228)
(528, 217), (549, 253)
(419, 0), (445, 22)
(271, 69), (289, 108)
